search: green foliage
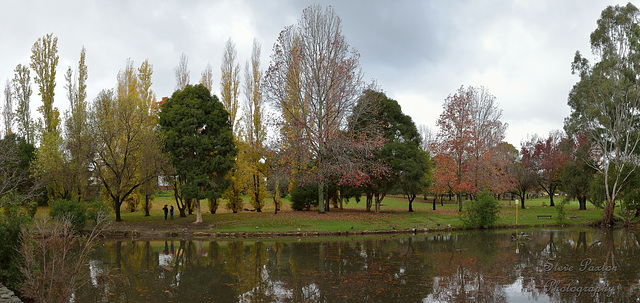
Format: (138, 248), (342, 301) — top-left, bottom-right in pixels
(25, 201), (37, 218)
(290, 184), (319, 211)
(158, 84), (236, 221)
(30, 33), (61, 135)
(349, 90), (430, 212)
(86, 198), (111, 224)
(556, 202), (568, 225)
(565, 3), (640, 225)
(49, 199), (87, 231)
(461, 191), (500, 229)
(0, 212), (30, 290)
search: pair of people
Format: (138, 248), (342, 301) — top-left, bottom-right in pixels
(162, 205), (174, 220)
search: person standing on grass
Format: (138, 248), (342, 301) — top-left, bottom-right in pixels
(170, 206), (174, 219)
(163, 205), (168, 220)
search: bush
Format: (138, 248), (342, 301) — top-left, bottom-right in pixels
(0, 212), (30, 290)
(556, 201), (568, 226)
(86, 198), (111, 225)
(19, 215), (108, 303)
(290, 184), (319, 211)
(50, 199), (87, 231)
(25, 201), (37, 218)
(461, 191), (500, 229)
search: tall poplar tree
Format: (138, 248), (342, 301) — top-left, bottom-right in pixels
(200, 63), (214, 93)
(174, 53), (190, 91)
(220, 38), (244, 212)
(31, 33), (63, 199)
(30, 33), (60, 136)
(243, 39), (267, 212)
(13, 64), (34, 144)
(63, 47), (91, 199)
(220, 38), (240, 132)
(3, 80), (13, 137)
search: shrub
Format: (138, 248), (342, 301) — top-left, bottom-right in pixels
(0, 212), (30, 290)
(19, 215), (108, 303)
(50, 199), (87, 231)
(86, 198), (111, 225)
(25, 201), (37, 218)
(461, 191), (500, 229)
(556, 201), (568, 226)
(290, 184), (319, 211)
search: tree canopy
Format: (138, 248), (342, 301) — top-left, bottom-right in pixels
(158, 84), (236, 223)
(565, 3), (640, 225)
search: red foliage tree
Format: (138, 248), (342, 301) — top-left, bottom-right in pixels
(435, 86), (507, 211)
(429, 153), (456, 210)
(520, 131), (570, 206)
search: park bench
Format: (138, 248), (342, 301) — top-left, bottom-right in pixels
(537, 215), (552, 220)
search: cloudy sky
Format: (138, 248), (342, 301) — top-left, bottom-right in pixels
(0, 0), (630, 148)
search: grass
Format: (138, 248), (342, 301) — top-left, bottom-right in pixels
(27, 192), (610, 236)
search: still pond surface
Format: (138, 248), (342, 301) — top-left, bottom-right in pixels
(76, 228), (640, 302)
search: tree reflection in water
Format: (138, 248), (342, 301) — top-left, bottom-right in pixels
(75, 229), (640, 302)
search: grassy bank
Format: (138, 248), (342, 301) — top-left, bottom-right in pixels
(32, 193), (607, 236)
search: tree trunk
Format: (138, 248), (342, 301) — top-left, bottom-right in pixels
(549, 193), (555, 207)
(374, 193), (385, 213)
(195, 198), (203, 223)
(115, 200), (122, 222)
(318, 181), (325, 214)
(173, 190), (188, 217)
(366, 193), (372, 212)
(325, 189), (330, 212)
(144, 194), (150, 216)
(408, 194), (415, 212)
(187, 198), (194, 215)
(432, 197), (436, 210)
(457, 192), (462, 212)
(578, 196), (587, 210)
(519, 192), (526, 209)
(255, 175), (262, 212)
(602, 199), (615, 226)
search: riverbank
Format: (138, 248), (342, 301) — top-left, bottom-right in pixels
(99, 196), (606, 238)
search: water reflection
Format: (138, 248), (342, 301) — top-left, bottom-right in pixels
(75, 229), (640, 302)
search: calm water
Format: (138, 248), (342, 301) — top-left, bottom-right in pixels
(75, 229), (640, 302)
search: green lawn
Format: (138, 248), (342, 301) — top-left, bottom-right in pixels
(28, 193), (611, 235)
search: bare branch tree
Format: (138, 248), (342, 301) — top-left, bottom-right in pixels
(174, 53), (190, 91)
(264, 5), (364, 213)
(200, 63), (214, 93)
(3, 80), (13, 137)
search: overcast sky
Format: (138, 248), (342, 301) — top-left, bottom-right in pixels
(0, 0), (630, 148)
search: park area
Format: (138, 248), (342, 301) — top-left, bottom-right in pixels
(31, 193), (604, 237)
